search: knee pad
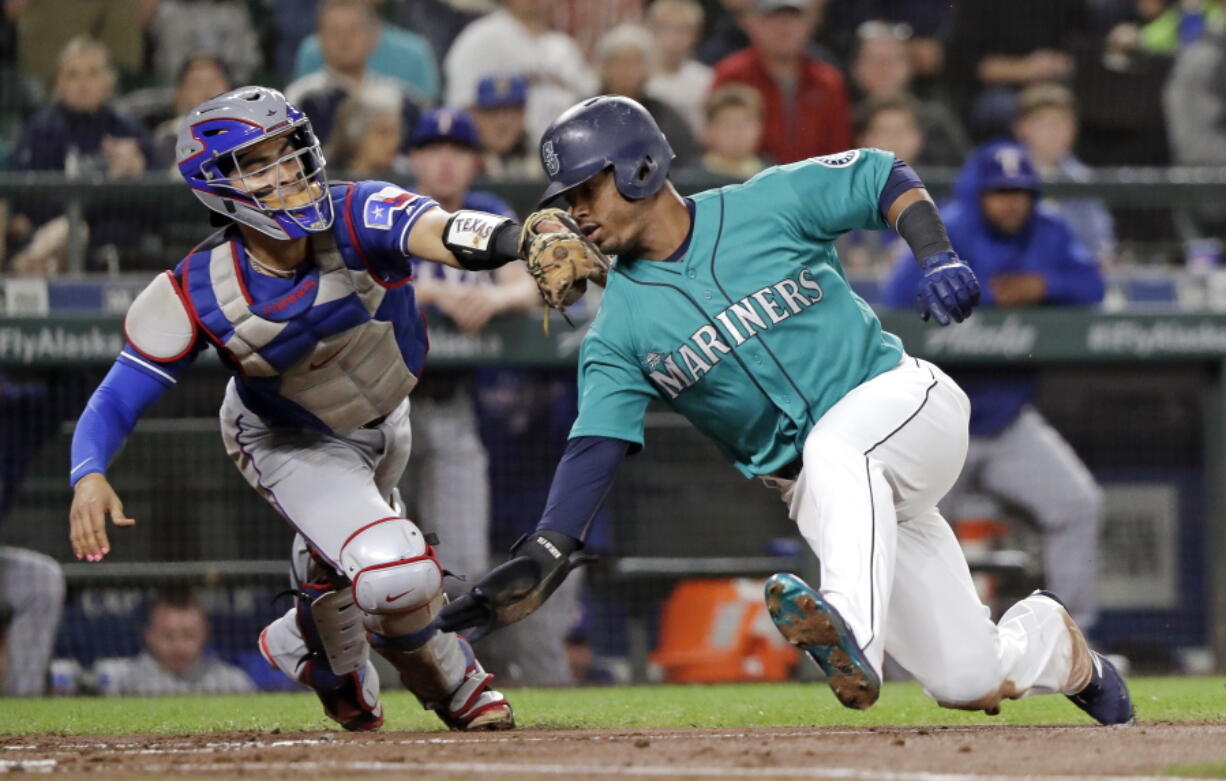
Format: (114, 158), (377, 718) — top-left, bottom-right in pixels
(339, 517), (445, 633)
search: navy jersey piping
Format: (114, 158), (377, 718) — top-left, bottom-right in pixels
(707, 189), (816, 439)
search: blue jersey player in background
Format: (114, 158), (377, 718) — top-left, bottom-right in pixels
(440, 96), (1133, 726)
(66, 87), (529, 732)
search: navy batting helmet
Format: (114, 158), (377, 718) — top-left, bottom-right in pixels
(537, 96), (674, 207)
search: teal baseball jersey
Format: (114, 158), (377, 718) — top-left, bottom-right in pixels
(570, 148), (906, 477)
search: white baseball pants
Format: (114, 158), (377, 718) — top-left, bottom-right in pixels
(773, 356), (1089, 708)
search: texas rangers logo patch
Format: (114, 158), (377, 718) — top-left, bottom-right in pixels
(363, 186), (419, 230)
(810, 150), (860, 168)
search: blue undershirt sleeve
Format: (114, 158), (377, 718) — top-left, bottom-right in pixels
(69, 359), (175, 486)
(877, 159), (925, 221)
(535, 436), (632, 542)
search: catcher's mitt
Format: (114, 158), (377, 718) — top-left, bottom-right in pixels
(520, 208), (610, 332)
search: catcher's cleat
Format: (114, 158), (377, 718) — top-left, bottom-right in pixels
(308, 658), (384, 732)
(1031, 591), (1135, 726)
(766, 573), (880, 710)
(435, 665), (515, 731)
(259, 624), (384, 732)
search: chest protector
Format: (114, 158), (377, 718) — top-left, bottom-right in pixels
(186, 232), (419, 434)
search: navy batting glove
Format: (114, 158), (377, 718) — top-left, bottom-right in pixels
(916, 251), (980, 326)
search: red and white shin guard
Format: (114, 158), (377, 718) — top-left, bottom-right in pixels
(259, 607), (384, 732)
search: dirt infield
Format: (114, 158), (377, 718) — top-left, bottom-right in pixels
(3, 723), (1225, 779)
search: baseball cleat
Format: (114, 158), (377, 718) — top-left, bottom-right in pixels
(765, 572), (880, 710)
(1031, 591), (1135, 726)
(438, 683), (515, 731)
(434, 660), (516, 731)
(314, 661), (385, 732)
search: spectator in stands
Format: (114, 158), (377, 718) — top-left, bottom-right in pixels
(1164, 21), (1226, 237)
(14, 0), (145, 91)
(0, 547), (65, 696)
(645, 0), (712, 139)
(596, 25), (698, 169)
(9, 36), (158, 273)
(849, 22), (969, 167)
(696, 0), (753, 66)
(855, 94), (922, 164)
(836, 94), (917, 271)
(1164, 17), (1226, 163)
(285, 0), (423, 147)
(1135, 0), (1223, 55)
(553, 0), (645, 61)
(325, 94), (407, 176)
(947, 0), (1091, 138)
(149, 0), (261, 86)
(444, 0), (596, 146)
(701, 84), (765, 180)
(820, 0), (953, 84)
(1013, 84), (1117, 265)
(98, 589), (256, 696)
(152, 54), (233, 171)
(469, 74), (539, 180)
(379, 0), (490, 81)
(293, 0), (440, 103)
(883, 141), (1106, 633)
(711, 0), (852, 164)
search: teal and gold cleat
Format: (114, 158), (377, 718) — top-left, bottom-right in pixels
(765, 573), (881, 710)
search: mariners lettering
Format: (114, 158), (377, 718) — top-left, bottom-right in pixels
(646, 269), (824, 399)
(646, 354), (693, 397)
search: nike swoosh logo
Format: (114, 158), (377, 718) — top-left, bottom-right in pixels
(386, 589), (414, 603)
(309, 345), (345, 371)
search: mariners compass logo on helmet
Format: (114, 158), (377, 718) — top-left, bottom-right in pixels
(542, 140), (560, 177)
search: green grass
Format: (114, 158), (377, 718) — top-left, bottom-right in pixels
(1169, 766), (1226, 778)
(1, 677), (1223, 736)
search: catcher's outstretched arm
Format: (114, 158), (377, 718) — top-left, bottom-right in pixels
(437, 435), (631, 636)
(406, 205), (523, 271)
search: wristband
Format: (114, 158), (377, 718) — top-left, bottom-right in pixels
(443, 210), (522, 270)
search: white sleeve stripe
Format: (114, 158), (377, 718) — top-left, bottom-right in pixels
(70, 457), (95, 475)
(398, 199), (438, 256)
(119, 351), (178, 384)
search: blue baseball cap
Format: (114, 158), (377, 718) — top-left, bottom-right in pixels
(978, 141), (1040, 193)
(409, 108), (480, 150)
(475, 74), (528, 109)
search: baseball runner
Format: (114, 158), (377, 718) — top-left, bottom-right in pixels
(440, 96), (1134, 725)
(66, 87), (524, 731)
(884, 141), (1106, 631)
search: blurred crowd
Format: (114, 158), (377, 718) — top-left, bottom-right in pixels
(1, 0), (1224, 272)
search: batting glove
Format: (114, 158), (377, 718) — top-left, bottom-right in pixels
(437, 530), (592, 640)
(916, 251), (980, 326)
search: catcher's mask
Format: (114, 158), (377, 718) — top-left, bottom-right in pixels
(177, 86), (333, 240)
(537, 95), (674, 207)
